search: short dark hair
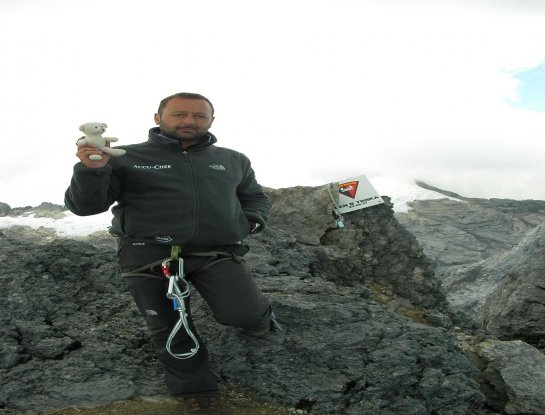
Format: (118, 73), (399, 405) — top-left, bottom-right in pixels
(157, 92), (215, 116)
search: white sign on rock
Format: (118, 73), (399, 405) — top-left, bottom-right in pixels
(334, 174), (384, 214)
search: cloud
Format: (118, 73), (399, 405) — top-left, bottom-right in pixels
(1, 0), (545, 206)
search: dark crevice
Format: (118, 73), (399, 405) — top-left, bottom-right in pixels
(295, 397), (316, 411)
(342, 380), (357, 395)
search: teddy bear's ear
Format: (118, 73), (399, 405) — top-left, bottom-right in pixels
(79, 125), (85, 132)
(102, 123), (108, 128)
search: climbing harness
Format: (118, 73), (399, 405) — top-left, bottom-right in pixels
(122, 242), (276, 357)
(161, 245), (200, 360)
(327, 182), (345, 229)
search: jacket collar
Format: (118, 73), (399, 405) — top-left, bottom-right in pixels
(148, 127), (217, 151)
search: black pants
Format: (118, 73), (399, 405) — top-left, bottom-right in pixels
(124, 254), (271, 397)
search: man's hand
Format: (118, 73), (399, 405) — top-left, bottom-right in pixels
(249, 222), (262, 234)
(76, 141), (110, 168)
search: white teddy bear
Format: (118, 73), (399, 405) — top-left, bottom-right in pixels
(77, 122), (126, 160)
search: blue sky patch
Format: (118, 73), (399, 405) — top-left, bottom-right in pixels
(507, 64), (545, 112)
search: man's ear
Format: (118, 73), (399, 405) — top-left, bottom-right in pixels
(154, 113), (160, 125)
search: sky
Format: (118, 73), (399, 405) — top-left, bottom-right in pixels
(1, 0), (545, 208)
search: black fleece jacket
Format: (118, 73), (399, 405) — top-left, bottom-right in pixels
(65, 128), (271, 265)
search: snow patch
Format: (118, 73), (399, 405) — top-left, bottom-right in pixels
(0, 211), (112, 237)
(370, 176), (461, 212)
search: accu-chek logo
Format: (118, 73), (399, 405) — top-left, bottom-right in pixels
(132, 164), (172, 170)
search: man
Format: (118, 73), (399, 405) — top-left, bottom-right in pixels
(65, 92), (276, 414)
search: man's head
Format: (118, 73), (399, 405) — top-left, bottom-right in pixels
(157, 92), (215, 117)
(154, 92), (215, 144)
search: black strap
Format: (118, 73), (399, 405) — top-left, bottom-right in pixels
(122, 249), (243, 279)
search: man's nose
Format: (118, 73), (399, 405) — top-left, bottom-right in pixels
(183, 115), (195, 124)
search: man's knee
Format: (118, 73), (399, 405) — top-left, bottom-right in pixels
(213, 303), (271, 329)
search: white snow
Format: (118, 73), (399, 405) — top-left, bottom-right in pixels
(369, 176), (460, 212)
(0, 178), (459, 237)
(0, 211), (112, 237)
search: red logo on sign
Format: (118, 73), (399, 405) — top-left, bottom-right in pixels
(339, 181), (359, 199)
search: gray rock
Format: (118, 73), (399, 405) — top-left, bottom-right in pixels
(0, 202), (11, 217)
(267, 187), (445, 314)
(0, 188), (487, 414)
(480, 224), (545, 348)
(397, 192), (545, 348)
(0, 237), (161, 412)
(396, 199), (534, 272)
(204, 274), (483, 415)
(1, 225), (59, 244)
(441, 225), (545, 326)
(266, 186), (333, 246)
(9, 202), (67, 219)
(473, 339), (545, 414)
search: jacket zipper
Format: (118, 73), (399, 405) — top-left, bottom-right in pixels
(182, 150), (199, 244)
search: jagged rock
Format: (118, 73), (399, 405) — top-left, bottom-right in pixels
(442, 224), (543, 325)
(473, 339), (545, 414)
(206, 273), (483, 415)
(396, 194), (545, 274)
(1, 225), (59, 244)
(0, 234), (485, 414)
(0, 202), (11, 217)
(0, 191), (486, 414)
(266, 186), (333, 246)
(479, 224), (545, 348)
(414, 181), (545, 227)
(396, 199), (534, 274)
(0, 237), (159, 411)
(397, 196), (545, 348)
(9, 202), (67, 219)
(267, 187), (445, 314)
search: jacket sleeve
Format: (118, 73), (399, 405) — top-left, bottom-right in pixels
(64, 163), (121, 216)
(237, 160), (271, 233)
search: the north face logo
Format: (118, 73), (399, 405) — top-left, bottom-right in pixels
(209, 164), (226, 171)
(155, 236), (173, 243)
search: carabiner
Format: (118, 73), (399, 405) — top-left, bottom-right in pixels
(161, 258), (172, 277)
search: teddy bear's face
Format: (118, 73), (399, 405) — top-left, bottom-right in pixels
(80, 122), (107, 135)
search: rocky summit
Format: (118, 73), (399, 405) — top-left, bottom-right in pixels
(1, 184), (545, 414)
(396, 189), (545, 349)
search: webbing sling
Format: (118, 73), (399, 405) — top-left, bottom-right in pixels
(122, 247), (243, 359)
(327, 182), (345, 229)
(121, 250), (239, 279)
(160, 248), (199, 359)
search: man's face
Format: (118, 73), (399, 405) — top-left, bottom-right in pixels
(154, 98), (215, 142)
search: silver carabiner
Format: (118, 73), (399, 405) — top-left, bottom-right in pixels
(161, 256), (200, 359)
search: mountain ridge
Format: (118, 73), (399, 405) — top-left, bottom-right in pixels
(2, 182), (545, 414)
